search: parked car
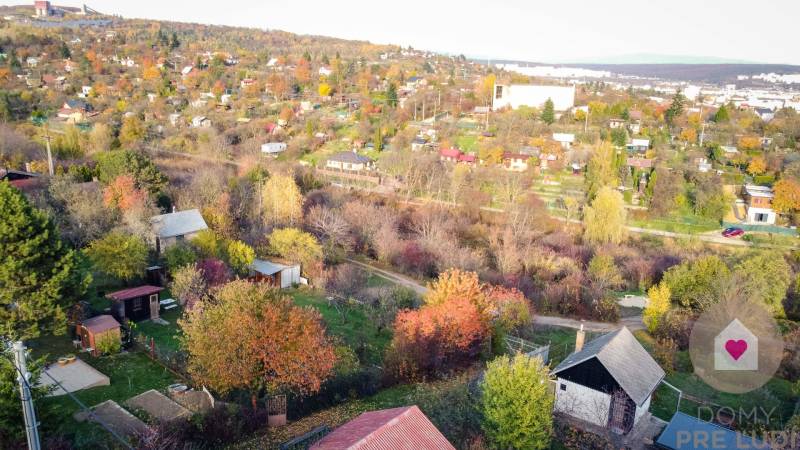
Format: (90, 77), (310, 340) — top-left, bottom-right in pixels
(722, 227), (745, 238)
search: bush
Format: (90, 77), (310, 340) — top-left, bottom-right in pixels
(163, 243), (196, 274)
(95, 332), (121, 355)
(653, 338), (677, 375)
(287, 366), (383, 419)
(654, 308), (695, 350)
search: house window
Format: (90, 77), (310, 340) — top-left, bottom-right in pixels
(495, 85), (503, 99)
(755, 213), (768, 222)
(132, 297), (143, 312)
(560, 383), (567, 391)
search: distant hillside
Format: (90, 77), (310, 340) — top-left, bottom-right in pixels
(564, 53), (758, 65)
(570, 63), (800, 83)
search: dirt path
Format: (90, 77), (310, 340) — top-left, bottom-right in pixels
(347, 258), (645, 331)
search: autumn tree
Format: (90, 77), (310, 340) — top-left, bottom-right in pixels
(583, 186), (627, 245)
(170, 263), (206, 309)
(267, 228), (323, 276)
(262, 174), (303, 226)
(733, 252), (791, 317)
(0, 181), (90, 341)
(644, 282), (671, 333)
(662, 255), (731, 311)
(588, 253), (623, 291)
(119, 115), (146, 148)
(225, 240), (255, 276)
(482, 354), (553, 450)
(318, 82), (332, 97)
(747, 156), (767, 176)
(773, 179), (800, 214)
(386, 297), (488, 381)
(584, 141), (618, 199)
(738, 135), (761, 151)
(85, 232), (149, 282)
(102, 175), (147, 211)
(425, 269), (484, 307)
(180, 280), (336, 407)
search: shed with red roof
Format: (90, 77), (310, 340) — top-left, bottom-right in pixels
(106, 285), (164, 322)
(310, 405), (454, 450)
(79, 315), (121, 356)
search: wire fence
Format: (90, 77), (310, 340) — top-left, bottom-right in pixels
(131, 333), (189, 380)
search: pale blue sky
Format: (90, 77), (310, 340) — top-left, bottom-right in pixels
(7, 0), (800, 64)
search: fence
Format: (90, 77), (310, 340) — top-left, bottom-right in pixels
(279, 425), (330, 450)
(131, 332), (189, 379)
(505, 335), (550, 363)
(722, 221), (798, 236)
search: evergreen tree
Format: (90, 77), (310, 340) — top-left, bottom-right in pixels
(374, 126), (383, 151)
(58, 41), (71, 59)
(386, 82), (398, 107)
(170, 32), (180, 50)
(665, 91), (686, 127)
(713, 104), (730, 123)
(541, 98), (555, 125)
(0, 181), (90, 341)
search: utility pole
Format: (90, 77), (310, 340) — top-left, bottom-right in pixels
(13, 341), (41, 450)
(698, 105), (706, 147)
(584, 108), (589, 134)
(44, 129), (54, 176)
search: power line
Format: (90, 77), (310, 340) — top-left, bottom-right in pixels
(5, 348), (134, 450)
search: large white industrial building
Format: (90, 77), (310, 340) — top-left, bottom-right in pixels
(492, 84), (575, 111)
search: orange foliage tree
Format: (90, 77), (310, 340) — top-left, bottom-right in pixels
(738, 135), (761, 151)
(385, 297), (489, 382)
(773, 179), (800, 214)
(747, 156), (767, 176)
(179, 280), (336, 407)
(102, 175), (146, 211)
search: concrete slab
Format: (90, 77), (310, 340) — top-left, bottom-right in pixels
(40, 358), (110, 396)
(74, 400), (149, 438)
(125, 389), (191, 421)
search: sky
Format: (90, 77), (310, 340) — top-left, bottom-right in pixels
(7, 0), (800, 65)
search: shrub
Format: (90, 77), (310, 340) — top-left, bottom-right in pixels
(95, 332), (121, 355)
(163, 243), (196, 275)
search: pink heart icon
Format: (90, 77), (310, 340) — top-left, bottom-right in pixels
(725, 340), (748, 360)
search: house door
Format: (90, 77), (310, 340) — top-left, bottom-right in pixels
(607, 389), (636, 434)
(149, 294), (160, 320)
(126, 297), (149, 322)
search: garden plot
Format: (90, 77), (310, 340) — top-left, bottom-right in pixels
(40, 358), (110, 396)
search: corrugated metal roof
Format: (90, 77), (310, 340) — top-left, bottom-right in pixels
(552, 327), (664, 406)
(250, 259), (293, 275)
(81, 315), (120, 334)
(310, 405), (455, 450)
(656, 412), (766, 449)
(106, 285), (163, 301)
(150, 209), (208, 239)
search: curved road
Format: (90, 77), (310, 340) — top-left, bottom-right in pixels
(346, 258), (644, 331)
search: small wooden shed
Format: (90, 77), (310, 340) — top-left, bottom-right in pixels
(249, 259), (301, 288)
(106, 285), (164, 322)
(79, 315), (121, 356)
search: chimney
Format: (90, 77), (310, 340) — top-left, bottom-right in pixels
(172, 205), (177, 213)
(575, 323), (585, 353)
(25, 162), (32, 172)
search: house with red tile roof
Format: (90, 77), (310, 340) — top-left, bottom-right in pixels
(310, 405), (454, 450)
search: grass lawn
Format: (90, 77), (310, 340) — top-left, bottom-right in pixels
(289, 288), (391, 365)
(456, 134), (478, 152)
(38, 348), (178, 447)
(628, 214), (721, 234)
(135, 305), (184, 352)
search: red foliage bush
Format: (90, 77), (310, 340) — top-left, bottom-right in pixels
(197, 258), (232, 286)
(394, 240), (437, 277)
(385, 298), (489, 382)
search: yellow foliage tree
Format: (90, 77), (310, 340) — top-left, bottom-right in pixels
(773, 179), (800, 213)
(583, 186), (627, 245)
(747, 156), (766, 176)
(679, 128), (697, 144)
(262, 174), (303, 226)
(318, 82), (332, 97)
(425, 269), (485, 308)
(644, 282), (671, 333)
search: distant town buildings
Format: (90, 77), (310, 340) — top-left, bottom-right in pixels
(492, 84), (575, 111)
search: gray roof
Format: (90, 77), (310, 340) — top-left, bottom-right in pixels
(150, 209), (208, 239)
(250, 259), (298, 275)
(328, 151), (373, 164)
(552, 327), (664, 406)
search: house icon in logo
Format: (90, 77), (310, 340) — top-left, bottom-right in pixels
(714, 319), (758, 371)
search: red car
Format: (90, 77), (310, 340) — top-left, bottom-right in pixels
(722, 227), (744, 238)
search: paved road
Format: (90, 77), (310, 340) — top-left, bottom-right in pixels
(347, 258), (644, 331)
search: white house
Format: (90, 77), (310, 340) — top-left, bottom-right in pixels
(744, 184), (777, 225)
(150, 209), (208, 253)
(191, 116), (212, 128)
(552, 326), (664, 435)
(326, 151), (374, 171)
(626, 138), (650, 152)
(492, 84), (575, 111)
(261, 142), (287, 156)
(318, 66), (332, 77)
(553, 133), (576, 150)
